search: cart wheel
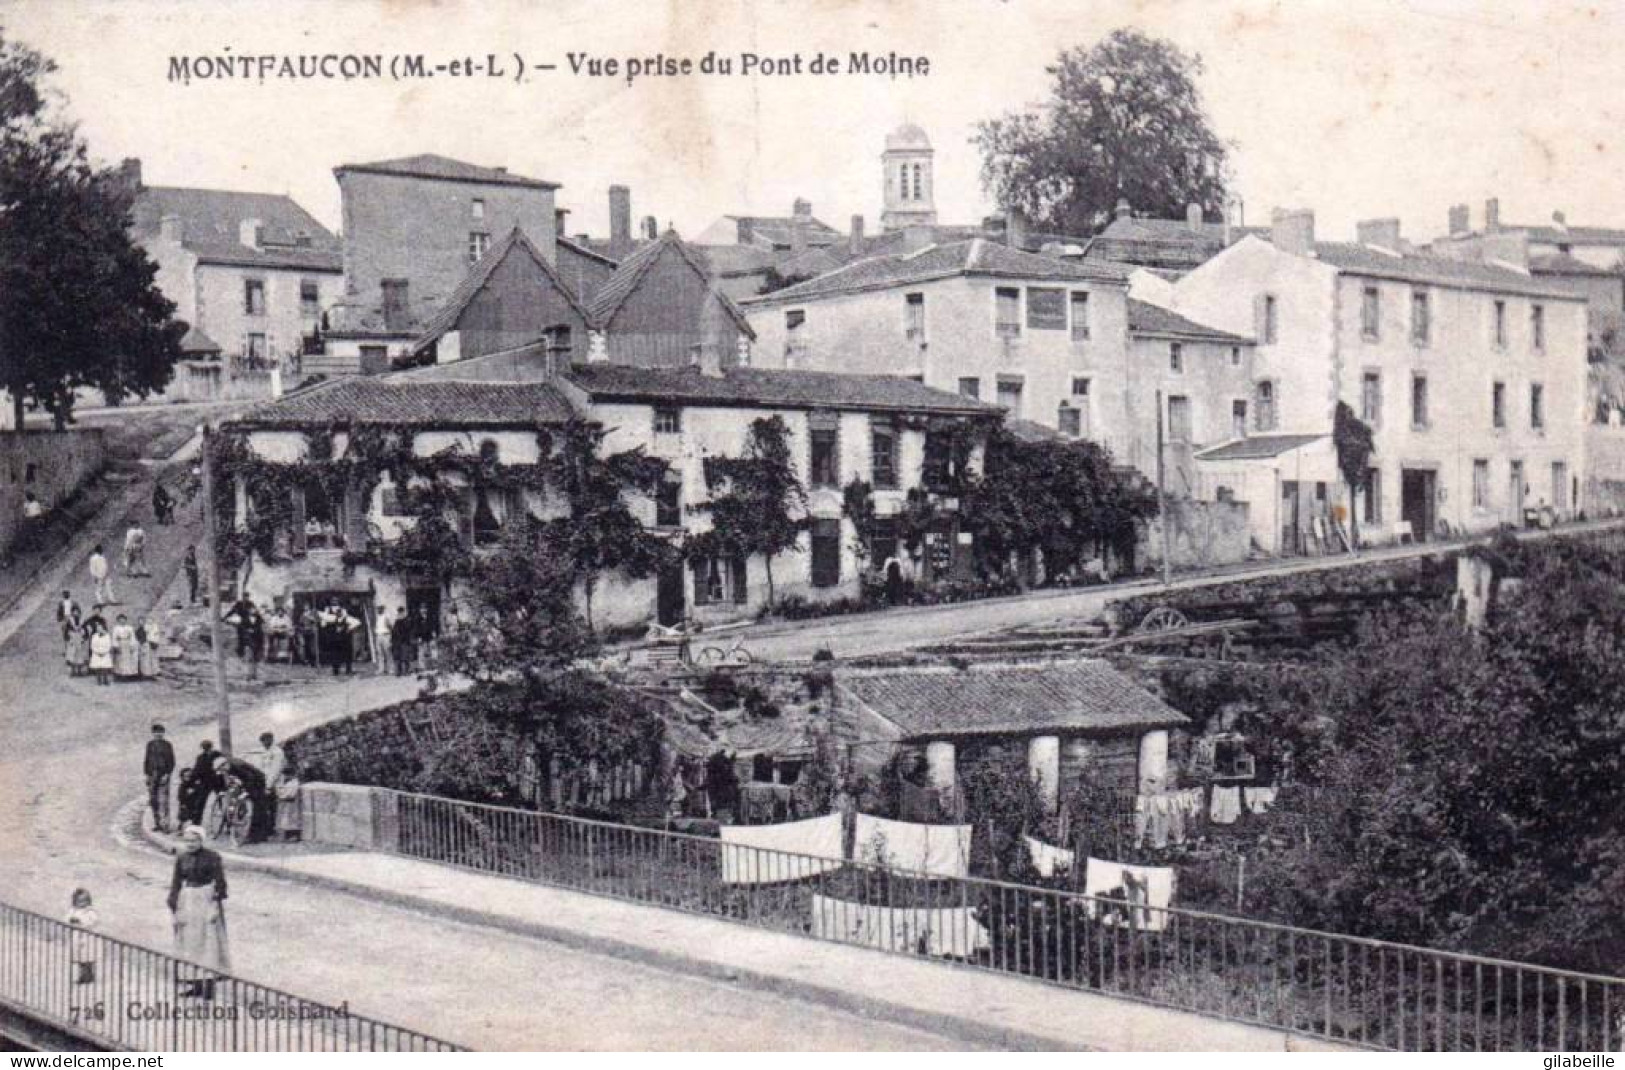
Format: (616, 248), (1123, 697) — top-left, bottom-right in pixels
(227, 797), (254, 847)
(729, 648), (753, 667)
(202, 794), (227, 841)
(1139, 606), (1189, 633)
(697, 646), (725, 667)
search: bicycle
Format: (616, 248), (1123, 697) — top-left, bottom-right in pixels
(202, 775), (255, 847)
(690, 631), (752, 669)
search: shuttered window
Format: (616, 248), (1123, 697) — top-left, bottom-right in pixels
(810, 519), (841, 588)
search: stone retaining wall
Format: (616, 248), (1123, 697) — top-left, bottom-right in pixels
(301, 782), (399, 852)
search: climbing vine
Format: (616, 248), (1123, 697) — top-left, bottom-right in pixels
(688, 415), (806, 606)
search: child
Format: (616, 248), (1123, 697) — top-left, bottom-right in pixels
(89, 624), (113, 686)
(274, 765), (303, 842)
(66, 888), (98, 984)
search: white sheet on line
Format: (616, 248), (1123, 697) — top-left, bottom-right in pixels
(852, 813), (972, 879)
(718, 812), (845, 885)
(1023, 834), (1077, 878)
(809, 893), (990, 959)
(1082, 856), (1176, 933)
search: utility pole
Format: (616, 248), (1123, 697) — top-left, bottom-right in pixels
(199, 423), (233, 756)
(1155, 389), (1172, 586)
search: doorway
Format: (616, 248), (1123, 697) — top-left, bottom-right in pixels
(1280, 480), (1301, 555)
(1400, 468), (1437, 542)
(1552, 462), (1569, 515)
(1509, 460), (1525, 525)
(656, 564), (686, 627)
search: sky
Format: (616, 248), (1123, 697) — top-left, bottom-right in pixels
(4, 0), (1624, 246)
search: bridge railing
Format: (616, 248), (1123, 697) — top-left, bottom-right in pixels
(390, 788), (1624, 1052)
(0, 900), (464, 1051)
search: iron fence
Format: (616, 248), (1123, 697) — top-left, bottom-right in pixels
(0, 900), (464, 1051)
(391, 789), (1623, 1052)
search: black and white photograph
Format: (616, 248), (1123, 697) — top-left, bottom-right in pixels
(0, 0), (1622, 1054)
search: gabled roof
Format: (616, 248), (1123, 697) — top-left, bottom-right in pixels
(1312, 242), (1582, 300)
(1127, 299), (1252, 344)
(563, 363), (1000, 417)
(411, 227), (597, 353)
(556, 235), (619, 268)
(1195, 433), (1327, 462)
(131, 187), (341, 272)
(742, 239), (1130, 306)
(588, 230), (756, 340)
(232, 376), (576, 429)
(838, 660), (1190, 740)
(727, 215), (844, 247)
(334, 153), (559, 190)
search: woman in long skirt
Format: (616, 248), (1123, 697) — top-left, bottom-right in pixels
(111, 614), (140, 681)
(65, 622), (88, 676)
(169, 826), (230, 976)
(137, 617), (161, 679)
(88, 624), (113, 686)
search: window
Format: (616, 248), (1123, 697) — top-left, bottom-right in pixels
(1410, 289), (1430, 345)
(381, 279), (409, 330)
(1231, 400), (1248, 439)
(1492, 381), (1506, 429)
(1058, 404), (1081, 437)
(810, 428), (839, 488)
(1070, 292), (1091, 341)
(1531, 304), (1546, 351)
(1473, 459), (1490, 509)
(1255, 380), (1277, 431)
(1169, 342), (1184, 373)
(1361, 371), (1382, 425)
(653, 406), (681, 434)
(244, 279), (266, 316)
(904, 293), (925, 342)
(1494, 300), (1508, 347)
(870, 421), (898, 489)
(1411, 374), (1429, 429)
(472, 486), (504, 547)
(1167, 395), (1191, 442)
(810, 519), (841, 588)
(1230, 345), (1242, 367)
(468, 231), (490, 263)
(300, 279), (320, 317)
(995, 287), (1021, 338)
(245, 333), (268, 369)
(543, 324), (573, 366)
(359, 344), (388, 374)
(1361, 285), (1380, 340)
(995, 377), (1024, 416)
(692, 555), (748, 605)
(1260, 294), (1279, 345)
(1530, 383), (1545, 430)
(784, 310), (807, 363)
(957, 377), (980, 400)
(655, 477), (681, 528)
(378, 482), (410, 518)
(1363, 468), (1382, 524)
(471, 198), (485, 220)
(922, 432), (959, 490)
(1071, 376), (1091, 397)
(911, 164), (923, 201)
(1026, 287), (1066, 330)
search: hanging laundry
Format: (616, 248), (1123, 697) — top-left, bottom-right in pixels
(1243, 786), (1278, 814)
(1210, 785), (1242, 825)
(719, 812), (845, 885)
(852, 813), (972, 879)
(1023, 835), (1076, 878)
(1083, 857), (1177, 933)
(810, 894), (990, 959)
(1165, 792), (1186, 845)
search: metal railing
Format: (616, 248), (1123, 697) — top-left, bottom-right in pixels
(390, 789), (1624, 1052)
(0, 900), (464, 1051)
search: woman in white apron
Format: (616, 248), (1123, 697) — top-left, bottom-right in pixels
(168, 826), (230, 976)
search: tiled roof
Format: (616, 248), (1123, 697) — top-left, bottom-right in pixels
(1514, 224), (1625, 246)
(694, 243), (781, 277)
(334, 153), (559, 190)
(131, 187), (341, 271)
(178, 325), (221, 354)
(1313, 242), (1581, 300)
(1195, 433), (1326, 461)
(563, 363), (1000, 416)
(838, 660), (1189, 740)
(1127, 299), (1252, 344)
(390, 340), (557, 383)
(1529, 252), (1617, 277)
(411, 227), (597, 352)
(232, 377), (576, 428)
(730, 215), (844, 247)
(743, 239), (1130, 306)
(588, 231), (756, 339)
(1006, 418), (1068, 443)
(556, 235), (619, 268)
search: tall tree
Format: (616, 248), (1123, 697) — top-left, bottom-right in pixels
(1332, 401), (1374, 548)
(976, 29), (1229, 235)
(0, 31), (183, 430)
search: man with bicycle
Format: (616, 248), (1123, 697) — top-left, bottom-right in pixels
(211, 753), (274, 844)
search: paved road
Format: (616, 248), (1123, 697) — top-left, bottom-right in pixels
(0, 466), (970, 1049)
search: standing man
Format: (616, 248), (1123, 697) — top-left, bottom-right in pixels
(183, 546), (201, 606)
(393, 606), (413, 677)
(374, 606), (394, 677)
(191, 740), (223, 820)
(20, 491), (45, 551)
(252, 732), (286, 829)
(151, 482), (173, 526)
(88, 545), (114, 606)
(123, 520), (148, 578)
(143, 724), (176, 833)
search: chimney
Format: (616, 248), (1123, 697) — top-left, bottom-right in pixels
(789, 219), (808, 258)
(1485, 197), (1501, 233)
(158, 214), (185, 245)
(554, 208), (569, 235)
(609, 185), (632, 247)
(238, 217), (262, 250)
(1270, 208), (1316, 257)
(902, 224), (934, 253)
(118, 157), (143, 192)
(1448, 203), (1470, 236)
(641, 215), (658, 241)
(1006, 207), (1028, 250)
(849, 214), (865, 255)
(1114, 198), (1132, 221)
(1356, 217), (1402, 251)
(1185, 202), (1203, 231)
(792, 198), (812, 222)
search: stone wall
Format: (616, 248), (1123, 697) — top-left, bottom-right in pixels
(1583, 424), (1625, 517)
(1139, 497), (1252, 569)
(300, 783), (400, 851)
(0, 430), (107, 555)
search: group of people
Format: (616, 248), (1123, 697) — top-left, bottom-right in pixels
(376, 601), (456, 677)
(59, 591), (164, 684)
(146, 725), (301, 845)
(221, 596), (370, 677)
